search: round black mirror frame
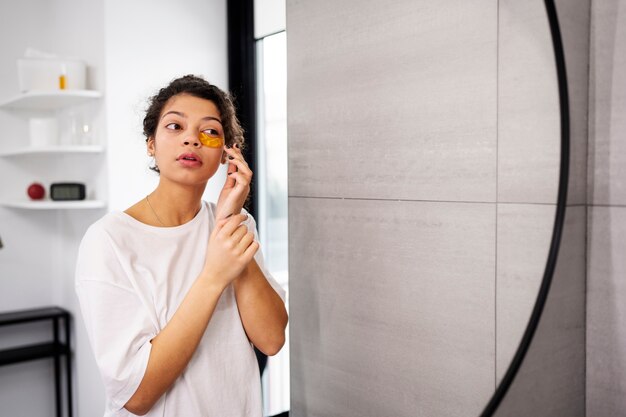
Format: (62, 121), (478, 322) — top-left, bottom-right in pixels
(480, 0), (570, 415)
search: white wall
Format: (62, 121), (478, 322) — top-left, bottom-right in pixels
(254, 0), (286, 39)
(104, 0), (229, 213)
(0, 1), (228, 416)
(0, 1), (106, 417)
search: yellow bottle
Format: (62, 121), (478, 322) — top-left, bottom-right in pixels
(59, 65), (67, 90)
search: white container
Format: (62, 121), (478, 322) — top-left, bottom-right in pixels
(17, 58), (86, 92)
(29, 117), (58, 147)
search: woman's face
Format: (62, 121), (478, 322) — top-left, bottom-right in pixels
(148, 93), (226, 185)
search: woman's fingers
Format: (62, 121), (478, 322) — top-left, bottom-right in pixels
(217, 213), (248, 237)
(226, 158), (252, 178)
(224, 147), (252, 172)
(235, 230), (255, 254)
(230, 224), (249, 244)
(214, 216), (230, 230)
(224, 144), (245, 159)
(242, 240), (259, 260)
(226, 171), (250, 188)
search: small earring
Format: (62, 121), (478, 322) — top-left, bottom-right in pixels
(148, 152), (154, 157)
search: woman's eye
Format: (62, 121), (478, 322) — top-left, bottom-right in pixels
(165, 123), (181, 130)
(203, 128), (219, 136)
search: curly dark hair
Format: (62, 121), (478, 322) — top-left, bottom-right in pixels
(143, 74), (245, 173)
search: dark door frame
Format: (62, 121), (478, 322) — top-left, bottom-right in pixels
(227, 0), (259, 221)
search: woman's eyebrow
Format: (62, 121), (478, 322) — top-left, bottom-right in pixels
(161, 110), (185, 120)
(202, 116), (223, 124)
(161, 110), (222, 124)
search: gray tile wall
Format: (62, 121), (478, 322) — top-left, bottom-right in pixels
(587, 0), (626, 415)
(289, 199), (495, 417)
(494, 207), (587, 417)
(588, 0), (626, 207)
(287, 0), (498, 203)
(287, 0), (586, 415)
(497, 0), (560, 204)
(587, 207), (626, 416)
(495, 2), (589, 416)
(495, 203), (555, 382)
(288, 1), (498, 416)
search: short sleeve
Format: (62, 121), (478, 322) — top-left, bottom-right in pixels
(75, 225), (156, 413)
(241, 208), (288, 304)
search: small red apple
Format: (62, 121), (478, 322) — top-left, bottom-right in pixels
(27, 182), (45, 200)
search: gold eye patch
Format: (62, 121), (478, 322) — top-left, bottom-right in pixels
(199, 132), (224, 148)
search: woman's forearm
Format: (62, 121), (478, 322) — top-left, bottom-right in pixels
(124, 274), (226, 415)
(233, 259), (288, 356)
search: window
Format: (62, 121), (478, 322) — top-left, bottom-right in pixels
(256, 30), (289, 417)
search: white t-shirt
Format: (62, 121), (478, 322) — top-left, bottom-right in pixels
(75, 200), (286, 417)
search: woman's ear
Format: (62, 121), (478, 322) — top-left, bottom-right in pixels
(147, 137), (156, 156)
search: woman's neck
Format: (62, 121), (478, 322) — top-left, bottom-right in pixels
(146, 181), (205, 227)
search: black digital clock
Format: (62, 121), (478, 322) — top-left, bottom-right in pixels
(50, 183), (86, 201)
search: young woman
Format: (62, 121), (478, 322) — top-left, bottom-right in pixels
(75, 75), (288, 417)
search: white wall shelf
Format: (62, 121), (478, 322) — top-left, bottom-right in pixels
(0, 90), (107, 210)
(0, 90), (102, 110)
(0, 200), (107, 209)
(0, 145), (105, 157)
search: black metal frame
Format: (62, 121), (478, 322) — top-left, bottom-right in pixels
(227, 0), (272, 377)
(0, 307), (73, 417)
(227, 0), (259, 221)
(480, 0), (570, 415)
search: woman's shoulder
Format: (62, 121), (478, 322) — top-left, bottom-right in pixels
(206, 200), (217, 215)
(91, 209), (131, 231)
(79, 211), (128, 249)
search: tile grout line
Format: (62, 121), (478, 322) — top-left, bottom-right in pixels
(587, 203), (626, 208)
(288, 195), (599, 207)
(495, 0), (500, 390)
(584, 1), (593, 414)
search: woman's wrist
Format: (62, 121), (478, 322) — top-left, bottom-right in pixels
(197, 269), (229, 294)
(215, 209), (242, 221)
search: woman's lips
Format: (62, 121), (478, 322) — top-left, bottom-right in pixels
(176, 152), (203, 167)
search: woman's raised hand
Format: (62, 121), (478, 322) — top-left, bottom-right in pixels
(215, 144), (252, 220)
(202, 213), (259, 289)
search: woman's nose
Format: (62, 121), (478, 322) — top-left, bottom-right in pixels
(183, 135), (201, 147)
